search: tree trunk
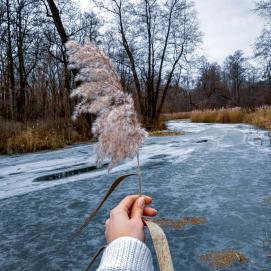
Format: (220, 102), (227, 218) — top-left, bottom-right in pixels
(16, 5), (26, 122)
(6, 0), (15, 120)
(46, 0), (71, 119)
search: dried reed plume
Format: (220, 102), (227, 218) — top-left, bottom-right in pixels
(66, 41), (147, 169)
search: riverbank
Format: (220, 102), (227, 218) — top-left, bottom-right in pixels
(1, 106), (270, 155)
(0, 118), (93, 155)
(1, 120), (270, 270)
(161, 107), (271, 131)
(0, 118), (182, 155)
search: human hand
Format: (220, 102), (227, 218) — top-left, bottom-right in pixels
(105, 195), (157, 243)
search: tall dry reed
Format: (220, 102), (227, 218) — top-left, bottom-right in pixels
(66, 41), (147, 169)
(0, 119), (90, 154)
(190, 107), (245, 123)
(161, 107), (271, 131)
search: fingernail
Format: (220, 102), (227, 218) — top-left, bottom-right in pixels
(138, 197), (145, 208)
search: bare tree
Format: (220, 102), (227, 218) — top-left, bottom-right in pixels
(43, 0), (71, 117)
(42, 0), (102, 117)
(196, 59), (230, 108)
(255, 29), (271, 92)
(6, 0), (15, 119)
(93, 0), (201, 127)
(254, 0), (271, 93)
(12, 0), (43, 121)
(255, 0), (271, 17)
(224, 50), (246, 105)
(0, 0), (102, 122)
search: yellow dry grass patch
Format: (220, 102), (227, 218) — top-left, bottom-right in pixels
(200, 250), (248, 269)
(162, 106), (271, 131)
(149, 130), (184, 137)
(0, 118), (92, 154)
(245, 106), (271, 130)
(160, 112), (191, 121)
(6, 128), (80, 153)
(190, 107), (245, 123)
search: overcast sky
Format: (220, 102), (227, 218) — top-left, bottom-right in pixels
(79, 0), (265, 65)
(195, 0), (265, 64)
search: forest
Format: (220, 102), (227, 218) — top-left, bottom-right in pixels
(0, 0), (270, 153)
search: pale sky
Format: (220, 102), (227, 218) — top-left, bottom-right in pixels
(79, 0), (265, 65)
(195, 0), (265, 64)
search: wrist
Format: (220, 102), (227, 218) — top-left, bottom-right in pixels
(98, 237), (153, 271)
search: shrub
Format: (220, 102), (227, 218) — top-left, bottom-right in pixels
(160, 112), (191, 121)
(0, 118), (91, 155)
(162, 107), (271, 131)
(190, 107), (245, 123)
(187, 106), (271, 130)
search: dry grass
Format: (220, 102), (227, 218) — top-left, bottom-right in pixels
(0, 118), (92, 155)
(162, 106), (271, 131)
(150, 217), (207, 229)
(200, 250), (248, 269)
(191, 106), (271, 130)
(160, 112), (191, 121)
(245, 106), (271, 130)
(190, 107), (245, 123)
(149, 130), (184, 137)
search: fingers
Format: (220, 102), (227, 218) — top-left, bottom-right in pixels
(130, 196), (146, 220)
(142, 196), (152, 205)
(117, 195), (152, 212)
(143, 207), (158, 217)
(105, 218), (110, 241)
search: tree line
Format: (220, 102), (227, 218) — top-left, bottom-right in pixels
(0, 0), (270, 128)
(0, 0), (100, 122)
(163, 49), (271, 113)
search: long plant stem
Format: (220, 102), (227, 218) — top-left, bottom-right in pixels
(137, 152), (142, 195)
(85, 245), (106, 271)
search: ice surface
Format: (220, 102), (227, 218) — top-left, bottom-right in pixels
(0, 121), (270, 270)
(0, 122), (197, 200)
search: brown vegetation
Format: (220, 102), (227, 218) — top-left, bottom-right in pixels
(191, 107), (271, 130)
(160, 112), (191, 121)
(0, 118), (92, 154)
(149, 130), (184, 137)
(1, 0), (270, 154)
(190, 107), (245, 123)
(161, 106), (271, 131)
(200, 250), (248, 269)
(2, 106), (270, 155)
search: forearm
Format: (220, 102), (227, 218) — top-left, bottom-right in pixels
(97, 237), (154, 271)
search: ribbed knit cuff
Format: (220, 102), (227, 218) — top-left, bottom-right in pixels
(97, 237), (153, 271)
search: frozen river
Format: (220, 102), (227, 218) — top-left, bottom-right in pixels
(0, 120), (271, 270)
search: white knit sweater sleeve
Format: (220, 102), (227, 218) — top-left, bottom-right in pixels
(97, 237), (154, 271)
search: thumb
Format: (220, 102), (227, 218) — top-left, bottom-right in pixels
(131, 196), (145, 220)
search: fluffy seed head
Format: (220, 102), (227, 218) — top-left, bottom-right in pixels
(66, 41), (147, 169)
